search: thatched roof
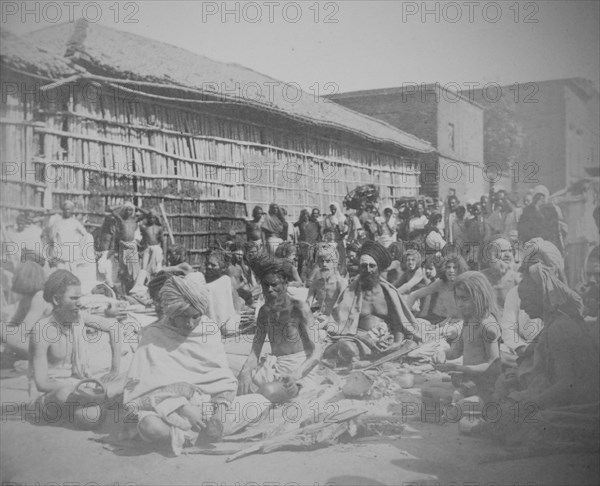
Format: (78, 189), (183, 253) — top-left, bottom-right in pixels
(0, 29), (81, 79)
(26, 20), (434, 154)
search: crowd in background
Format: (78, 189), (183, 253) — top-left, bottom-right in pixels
(1, 182), (599, 453)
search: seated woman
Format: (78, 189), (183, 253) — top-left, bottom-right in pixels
(481, 251), (599, 445)
(1, 258), (50, 358)
(28, 270), (122, 430)
(429, 272), (502, 411)
(123, 275), (267, 455)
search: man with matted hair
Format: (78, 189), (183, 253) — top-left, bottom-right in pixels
(238, 258), (322, 402)
(325, 241), (420, 365)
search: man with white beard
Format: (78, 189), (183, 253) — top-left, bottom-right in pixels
(307, 243), (348, 317)
(481, 235), (521, 310)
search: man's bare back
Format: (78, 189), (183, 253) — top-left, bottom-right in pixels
(141, 224), (163, 246)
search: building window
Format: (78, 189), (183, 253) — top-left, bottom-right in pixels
(447, 123), (455, 151)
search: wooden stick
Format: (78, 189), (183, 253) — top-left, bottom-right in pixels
(159, 203), (175, 245)
(225, 409), (366, 462)
(359, 340), (421, 371)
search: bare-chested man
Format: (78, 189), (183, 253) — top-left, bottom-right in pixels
(44, 200), (87, 273)
(481, 235), (520, 309)
(28, 270), (121, 429)
(111, 202), (141, 293)
(227, 242), (261, 307)
(307, 243), (348, 317)
(246, 206), (264, 249)
(139, 209), (164, 276)
(324, 241), (419, 364)
(238, 259), (322, 402)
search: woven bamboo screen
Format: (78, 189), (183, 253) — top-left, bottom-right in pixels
(1, 73), (422, 264)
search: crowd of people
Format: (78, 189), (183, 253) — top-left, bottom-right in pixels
(1, 184), (598, 455)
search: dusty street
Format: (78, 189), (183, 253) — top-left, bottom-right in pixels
(1, 340), (597, 486)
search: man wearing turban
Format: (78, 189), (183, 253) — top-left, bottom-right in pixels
(324, 241), (420, 364)
(124, 275), (266, 455)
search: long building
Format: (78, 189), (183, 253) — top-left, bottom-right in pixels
(330, 84), (487, 203)
(1, 21), (434, 264)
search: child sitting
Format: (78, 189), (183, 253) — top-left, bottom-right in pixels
(431, 271), (502, 410)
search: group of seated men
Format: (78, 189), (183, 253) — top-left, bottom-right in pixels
(5, 205), (599, 455)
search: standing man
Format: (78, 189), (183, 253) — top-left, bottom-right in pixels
(445, 195), (460, 244)
(246, 206), (264, 251)
(139, 209), (164, 277)
(112, 202), (141, 294)
(298, 208), (322, 281)
(261, 203), (288, 256)
(44, 200), (88, 274)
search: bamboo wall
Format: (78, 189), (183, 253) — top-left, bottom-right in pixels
(1, 70), (423, 264)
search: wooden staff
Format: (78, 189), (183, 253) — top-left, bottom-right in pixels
(159, 202), (175, 245)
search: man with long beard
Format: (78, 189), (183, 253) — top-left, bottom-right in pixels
(307, 243), (348, 317)
(481, 235), (521, 309)
(323, 241), (420, 364)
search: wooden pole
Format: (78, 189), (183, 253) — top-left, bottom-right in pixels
(159, 203), (175, 245)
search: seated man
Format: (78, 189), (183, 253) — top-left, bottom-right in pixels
(123, 275), (266, 455)
(227, 242), (261, 308)
(237, 259), (322, 402)
(324, 241), (420, 365)
(307, 243), (348, 317)
(481, 235), (521, 309)
(28, 270), (121, 430)
(204, 249), (241, 335)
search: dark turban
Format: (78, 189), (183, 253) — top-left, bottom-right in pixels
(359, 240), (392, 271)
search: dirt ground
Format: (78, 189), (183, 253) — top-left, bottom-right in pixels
(1, 340), (598, 486)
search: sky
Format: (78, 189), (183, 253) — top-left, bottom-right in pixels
(2, 0), (599, 93)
